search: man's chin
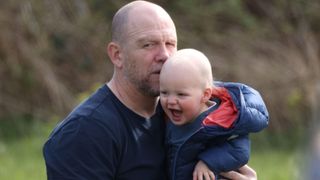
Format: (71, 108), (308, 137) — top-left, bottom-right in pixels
(148, 90), (160, 97)
(141, 87), (159, 97)
(148, 84), (160, 97)
(138, 80), (160, 97)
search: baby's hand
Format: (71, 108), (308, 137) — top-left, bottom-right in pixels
(193, 160), (215, 180)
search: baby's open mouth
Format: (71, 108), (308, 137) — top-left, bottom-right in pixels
(170, 109), (182, 118)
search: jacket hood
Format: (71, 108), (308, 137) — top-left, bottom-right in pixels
(203, 87), (238, 129)
(202, 81), (269, 136)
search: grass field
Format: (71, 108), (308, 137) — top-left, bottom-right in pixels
(250, 148), (297, 180)
(0, 120), (300, 180)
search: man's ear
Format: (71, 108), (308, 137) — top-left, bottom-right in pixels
(107, 42), (123, 68)
(202, 87), (212, 103)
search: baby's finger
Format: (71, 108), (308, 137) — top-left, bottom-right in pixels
(192, 171), (198, 180)
(198, 172), (204, 180)
(209, 171), (215, 180)
(203, 172), (211, 180)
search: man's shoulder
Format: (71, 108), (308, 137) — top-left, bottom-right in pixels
(72, 85), (114, 116)
(48, 85), (125, 138)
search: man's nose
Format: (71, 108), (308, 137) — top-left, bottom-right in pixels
(155, 44), (170, 62)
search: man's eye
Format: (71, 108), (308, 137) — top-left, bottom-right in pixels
(166, 42), (176, 47)
(143, 43), (154, 48)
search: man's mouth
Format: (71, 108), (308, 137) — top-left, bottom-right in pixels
(153, 70), (161, 74)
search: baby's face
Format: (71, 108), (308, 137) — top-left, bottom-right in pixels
(160, 67), (207, 125)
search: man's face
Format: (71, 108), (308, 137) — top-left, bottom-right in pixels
(119, 9), (177, 97)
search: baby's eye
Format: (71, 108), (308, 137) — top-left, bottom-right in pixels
(177, 93), (187, 97)
(160, 91), (168, 96)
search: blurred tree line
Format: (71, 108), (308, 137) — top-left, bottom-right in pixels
(0, 0), (319, 134)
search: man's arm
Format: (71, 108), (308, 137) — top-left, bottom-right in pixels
(220, 165), (257, 180)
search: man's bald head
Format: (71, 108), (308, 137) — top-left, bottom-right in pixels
(111, 1), (176, 45)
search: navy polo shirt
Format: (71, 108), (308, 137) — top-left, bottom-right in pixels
(43, 85), (167, 180)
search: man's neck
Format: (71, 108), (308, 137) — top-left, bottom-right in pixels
(107, 79), (158, 119)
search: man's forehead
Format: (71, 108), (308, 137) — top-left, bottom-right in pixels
(127, 28), (177, 41)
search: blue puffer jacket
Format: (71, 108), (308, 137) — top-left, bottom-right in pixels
(166, 82), (269, 180)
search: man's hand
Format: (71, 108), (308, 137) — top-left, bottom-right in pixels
(193, 160), (215, 180)
(219, 165), (257, 180)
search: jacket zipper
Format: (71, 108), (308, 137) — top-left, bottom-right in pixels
(171, 126), (204, 180)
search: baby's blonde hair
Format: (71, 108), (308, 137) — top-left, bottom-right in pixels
(162, 48), (213, 89)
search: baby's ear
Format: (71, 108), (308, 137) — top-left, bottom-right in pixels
(202, 87), (212, 103)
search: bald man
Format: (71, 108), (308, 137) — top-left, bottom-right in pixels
(43, 1), (267, 180)
(160, 49), (268, 180)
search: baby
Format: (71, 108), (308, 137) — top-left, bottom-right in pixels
(160, 48), (269, 180)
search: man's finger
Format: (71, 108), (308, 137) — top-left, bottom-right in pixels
(220, 171), (245, 179)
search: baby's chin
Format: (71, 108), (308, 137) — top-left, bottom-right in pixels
(170, 118), (189, 126)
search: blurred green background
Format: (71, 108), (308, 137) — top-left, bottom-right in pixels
(1, 0), (320, 179)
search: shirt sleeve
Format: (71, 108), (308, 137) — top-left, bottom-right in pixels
(43, 116), (120, 180)
(198, 134), (250, 174)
